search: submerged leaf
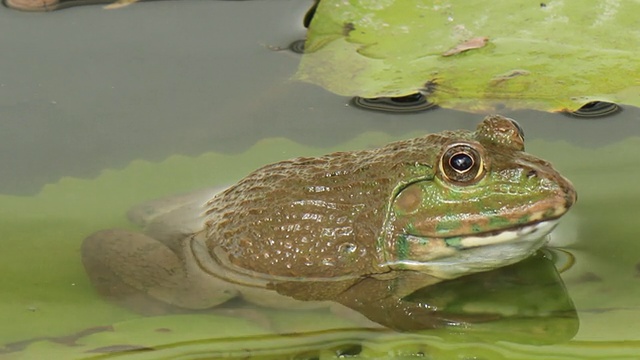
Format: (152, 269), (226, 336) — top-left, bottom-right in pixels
(296, 0), (640, 112)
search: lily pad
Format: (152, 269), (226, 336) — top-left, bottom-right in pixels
(4, 130), (640, 358)
(296, 0), (640, 112)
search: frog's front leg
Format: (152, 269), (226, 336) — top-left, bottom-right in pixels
(81, 229), (237, 310)
(333, 274), (470, 331)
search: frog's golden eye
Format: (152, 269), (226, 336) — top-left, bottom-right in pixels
(439, 144), (485, 185)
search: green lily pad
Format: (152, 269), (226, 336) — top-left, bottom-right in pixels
(296, 0), (640, 112)
(4, 130), (640, 358)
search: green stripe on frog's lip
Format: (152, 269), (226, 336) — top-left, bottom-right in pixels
(444, 219), (559, 249)
(394, 218), (560, 262)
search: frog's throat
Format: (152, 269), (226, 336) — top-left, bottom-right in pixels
(379, 219), (559, 279)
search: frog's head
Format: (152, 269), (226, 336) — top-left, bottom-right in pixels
(381, 115), (576, 279)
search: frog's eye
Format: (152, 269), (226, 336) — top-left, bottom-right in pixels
(439, 144), (486, 185)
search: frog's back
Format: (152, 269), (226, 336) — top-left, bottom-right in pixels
(202, 134), (446, 280)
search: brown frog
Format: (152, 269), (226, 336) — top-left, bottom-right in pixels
(81, 115), (576, 324)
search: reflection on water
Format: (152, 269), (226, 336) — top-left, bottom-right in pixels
(562, 101), (622, 119)
(2, 1), (640, 359)
(259, 251), (578, 338)
(1, 251), (578, 357)
(351, 93), (438, 113)
(400, 250), (578, 340)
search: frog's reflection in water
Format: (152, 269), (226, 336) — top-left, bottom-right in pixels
(272, 249), (578, 344)
(102, 249), (577, 346)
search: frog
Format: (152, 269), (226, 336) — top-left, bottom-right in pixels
(81, 115), (576, 326)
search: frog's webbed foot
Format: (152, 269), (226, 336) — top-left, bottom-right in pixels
(81, 229), (236, 311)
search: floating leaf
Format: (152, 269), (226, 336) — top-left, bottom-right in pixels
(4, 132), (640, 357)
(296, 0), (640, 112)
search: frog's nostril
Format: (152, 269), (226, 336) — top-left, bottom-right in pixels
(526, 169), (537, 178)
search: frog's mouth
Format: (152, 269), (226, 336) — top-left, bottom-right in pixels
(388, 219), (559, 280)
(442, 218), (559, 249)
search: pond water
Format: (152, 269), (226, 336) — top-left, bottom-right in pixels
(1, 1), (640, 359)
